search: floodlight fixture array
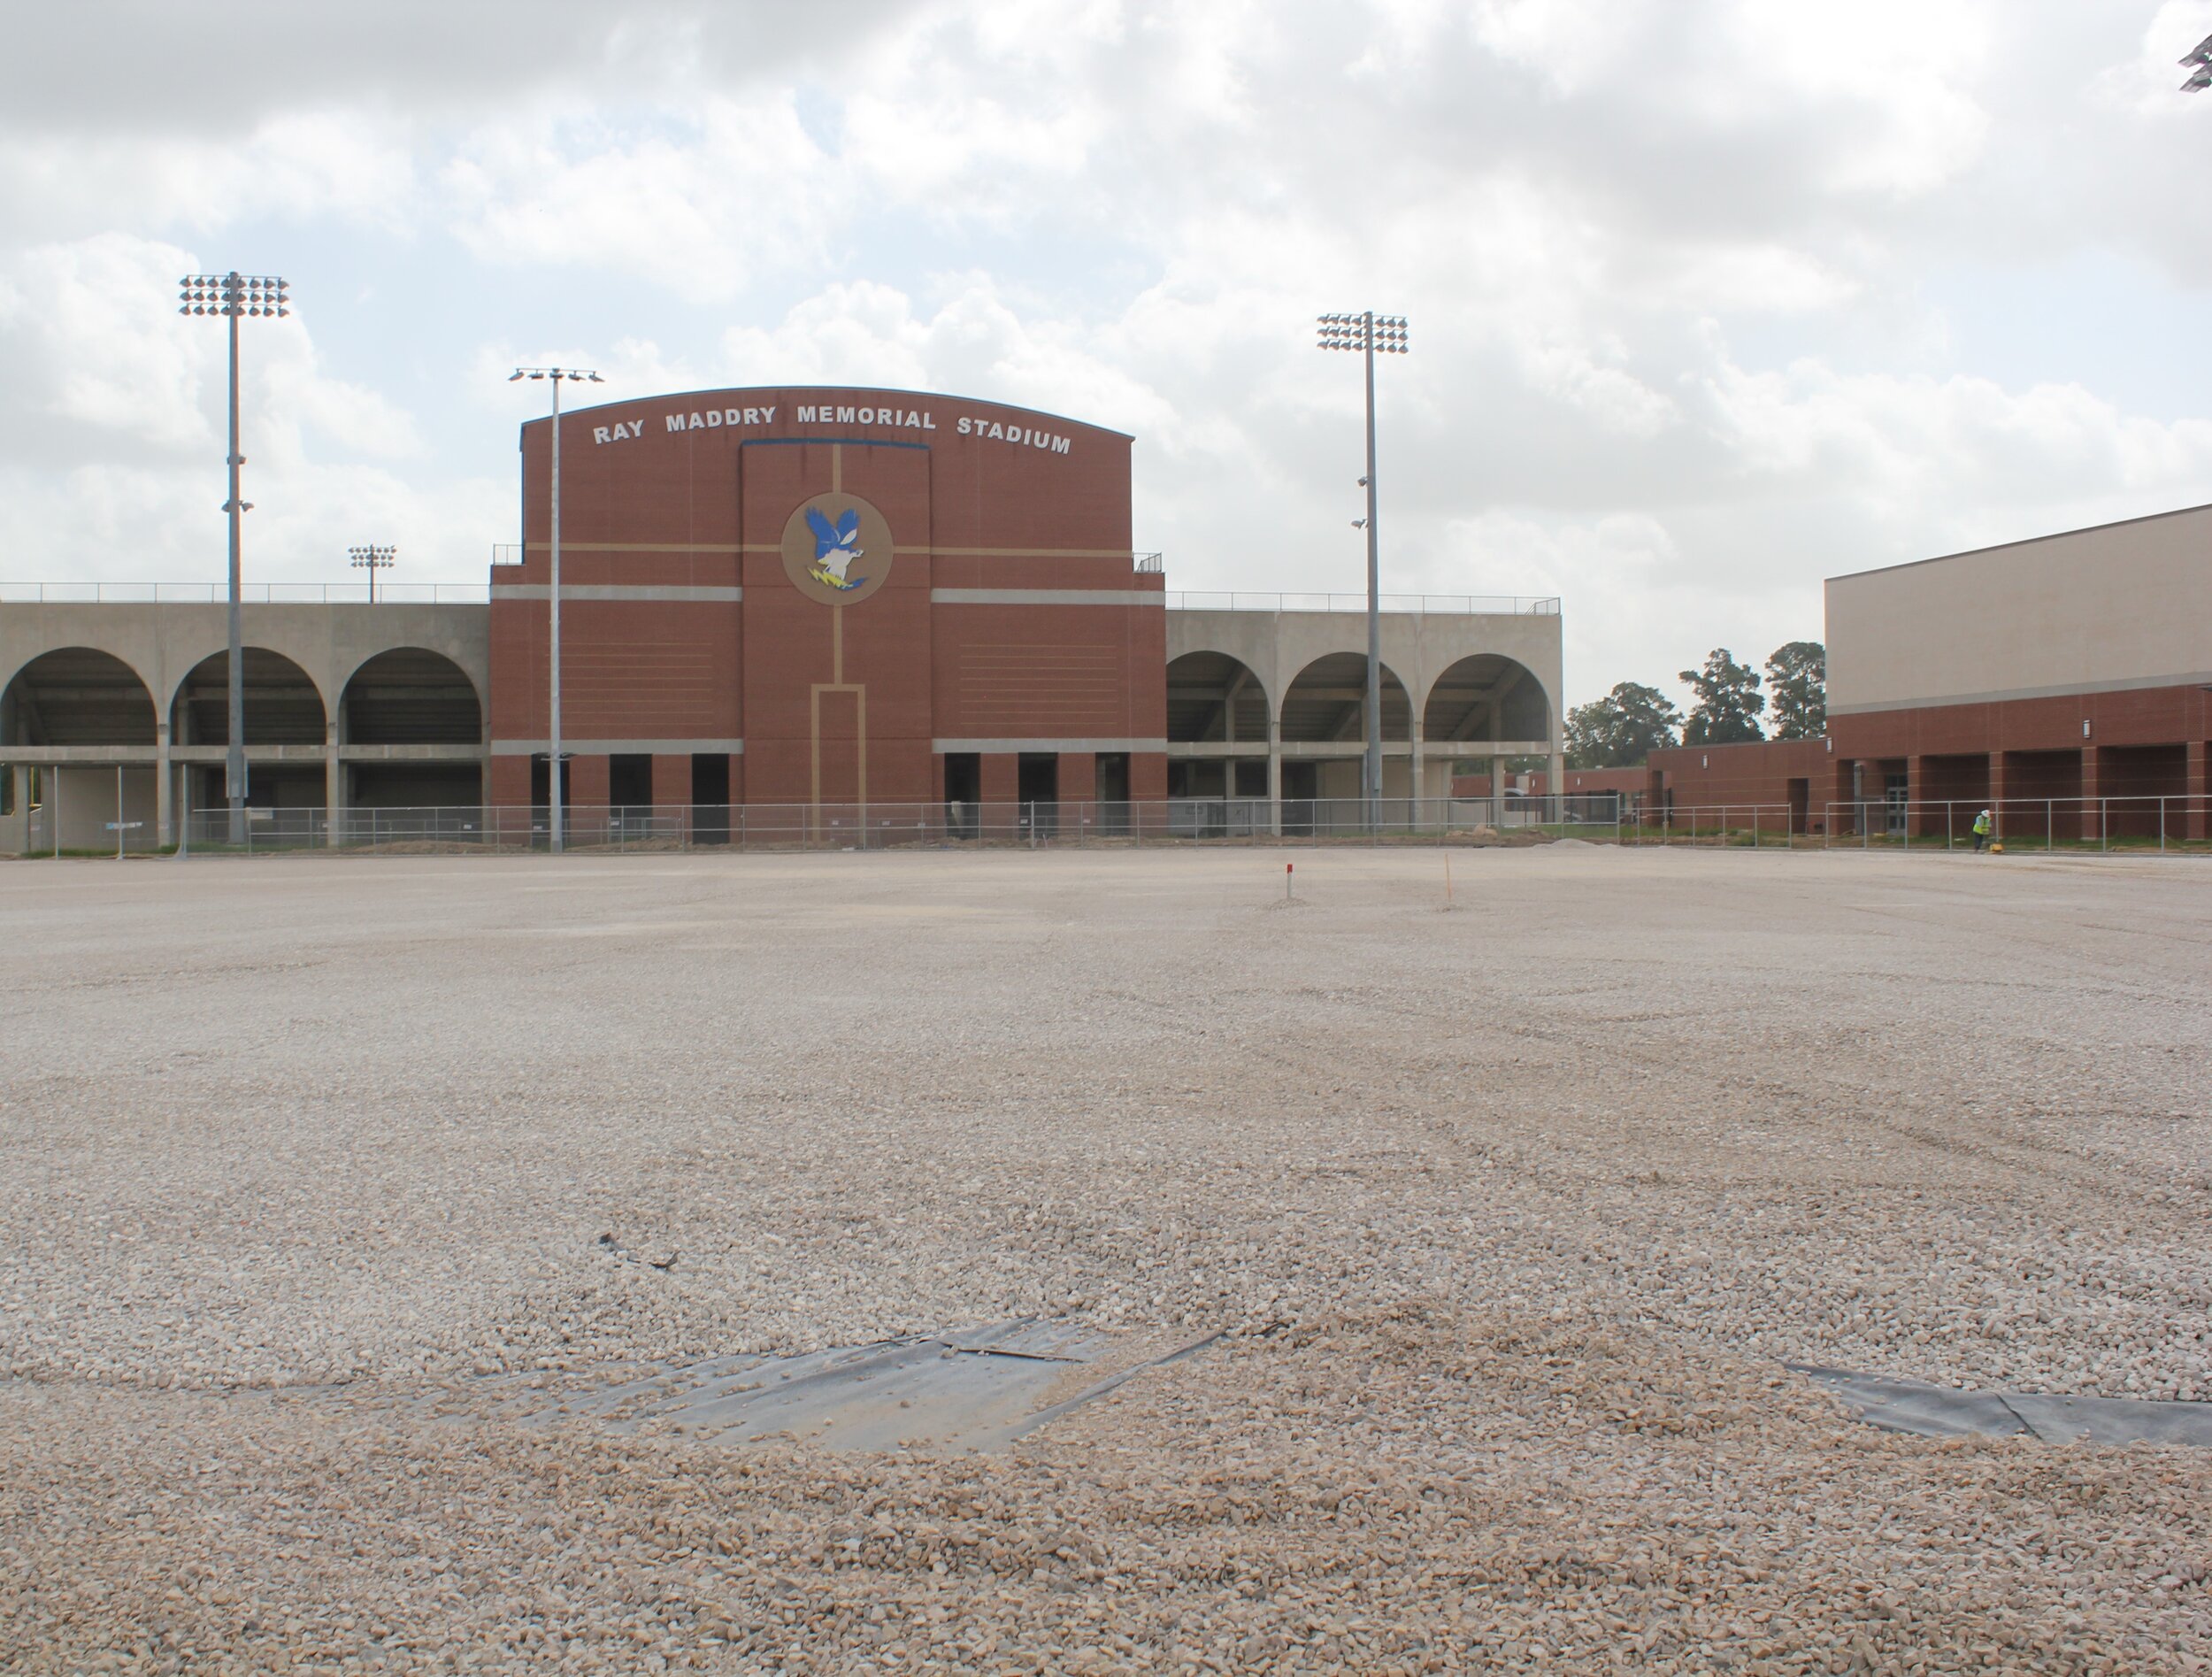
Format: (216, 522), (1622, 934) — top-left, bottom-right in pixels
(348, 543), (396, 604)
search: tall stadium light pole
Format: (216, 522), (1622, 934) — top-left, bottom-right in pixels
(1317, 311), (1409, 825)
(348, 544), (395, 603)
(180, 271), (289, 846)
(510, 366), (603, 854)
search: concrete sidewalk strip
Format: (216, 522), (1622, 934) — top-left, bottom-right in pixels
(1793, 1363), (2212, 1446)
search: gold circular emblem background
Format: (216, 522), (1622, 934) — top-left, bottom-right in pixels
(780, 493), (895, 606)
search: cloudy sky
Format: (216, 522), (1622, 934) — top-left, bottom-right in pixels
(6, 0), (2212, 710)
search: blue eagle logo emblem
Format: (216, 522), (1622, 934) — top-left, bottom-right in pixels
(804, 506), (867, 591)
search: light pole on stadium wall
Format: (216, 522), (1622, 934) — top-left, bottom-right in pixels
(1317, 311), (1409, 827)
(510, 366), (602, 854)
(179, 271), (289, 847)
(348, 544), (395, 603)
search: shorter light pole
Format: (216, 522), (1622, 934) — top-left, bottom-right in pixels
(510, 365), (603, 854)
(349, 544), (396, 603)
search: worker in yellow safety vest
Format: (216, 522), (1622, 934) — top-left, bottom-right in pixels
(1971, 808), (1993, 853)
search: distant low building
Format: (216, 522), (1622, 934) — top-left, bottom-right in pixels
(1647, 504), (2212, 839)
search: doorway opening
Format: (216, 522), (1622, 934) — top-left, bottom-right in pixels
(690, 754), (729, 843)
(1094, 751), (1129, 835)
(1018, 753), (1058, 838)
(943, 752), (980, 839)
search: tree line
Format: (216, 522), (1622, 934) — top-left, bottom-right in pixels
(1563, 642), (1824, 769)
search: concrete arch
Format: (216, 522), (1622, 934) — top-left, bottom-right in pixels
(2, 647), (158, 746)
(1165, 650), (1269, 745)
(169, 647), (327, 747)
(339, 647), (484, 746)
(1279, 652), (1410, 744)
(1421, 652), (1552, 750)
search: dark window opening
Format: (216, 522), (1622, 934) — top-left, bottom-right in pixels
(1018, 753), (1058, 837)
(1094, 752), (1129, 835)
(943, 752), (980, 839)
(690, 754), (729, 844)
(609, 753), (652, 810)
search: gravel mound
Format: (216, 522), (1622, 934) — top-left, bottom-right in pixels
(3, 846), (2208, 1669)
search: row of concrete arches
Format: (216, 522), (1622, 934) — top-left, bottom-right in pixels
(1166, 650), (1551, 746)
(0, 646), (483, 749)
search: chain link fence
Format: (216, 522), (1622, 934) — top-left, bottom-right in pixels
(1822, 796), (2211, 852)
(19, 795), (1624, 855)
(21, 792), (2204, 857)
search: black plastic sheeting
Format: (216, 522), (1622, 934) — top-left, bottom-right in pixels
(485, 1319), (1225, 1453)
(1792, 1364), (2212, 1446)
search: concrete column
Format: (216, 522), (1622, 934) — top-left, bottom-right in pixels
(325, 721), (343, 847)
(1266, 712), (1282, 835)
(1489, 754), (1507, 828)
(4, 764), (28, 854)
(1548, 750), (1565, 820)
(156, 725), (172, 847)
(2080, 745), (2103, 843)
(2186, 740), (2208, 842)
(1408, 714), (1424, 815)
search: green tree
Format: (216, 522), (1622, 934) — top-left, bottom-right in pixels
(1678, 648), (1765, 745)
(1765, 640), (1826, 739)
(1563, 681), (1683, 767)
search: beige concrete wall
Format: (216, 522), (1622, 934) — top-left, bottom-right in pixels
(0, 602), (489, 723)
(1164, 606), (1564, 748)
(1827, 504), (2212, 715)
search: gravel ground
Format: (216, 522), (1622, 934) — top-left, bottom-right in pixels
(2, 844), (2208, 1673)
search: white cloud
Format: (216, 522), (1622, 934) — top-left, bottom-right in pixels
(5, 0), (2212, 708)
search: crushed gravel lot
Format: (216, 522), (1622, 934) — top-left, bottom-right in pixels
(2, 843), (2208, 1673)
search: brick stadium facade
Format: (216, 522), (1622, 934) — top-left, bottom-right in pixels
(489, 385), (1165, 816)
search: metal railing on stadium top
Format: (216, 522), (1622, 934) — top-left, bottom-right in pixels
(1163, 591), (1560, 615)
(0, 580), (491, 604)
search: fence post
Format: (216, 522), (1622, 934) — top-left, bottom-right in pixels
(2101, 798), (2108, 853)
(2047, 800), (2052, 851)
(2160, 796), (2166, 853)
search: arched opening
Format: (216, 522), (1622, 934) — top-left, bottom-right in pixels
(1165, 651), (1267, 743)
(171, 648), (326, 746)
(341, 648), (481, 745)
(3, 649), (160, 850)
(1422, 654), (1550, 750)
(1279, 652), (1412, 807)
(3, 648), (156, 746)
(171, 648), (327, 816)
(1165, 650), (1270, 801)
(1279, 653), (1410, 743)
(339, 648), (484, 811)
